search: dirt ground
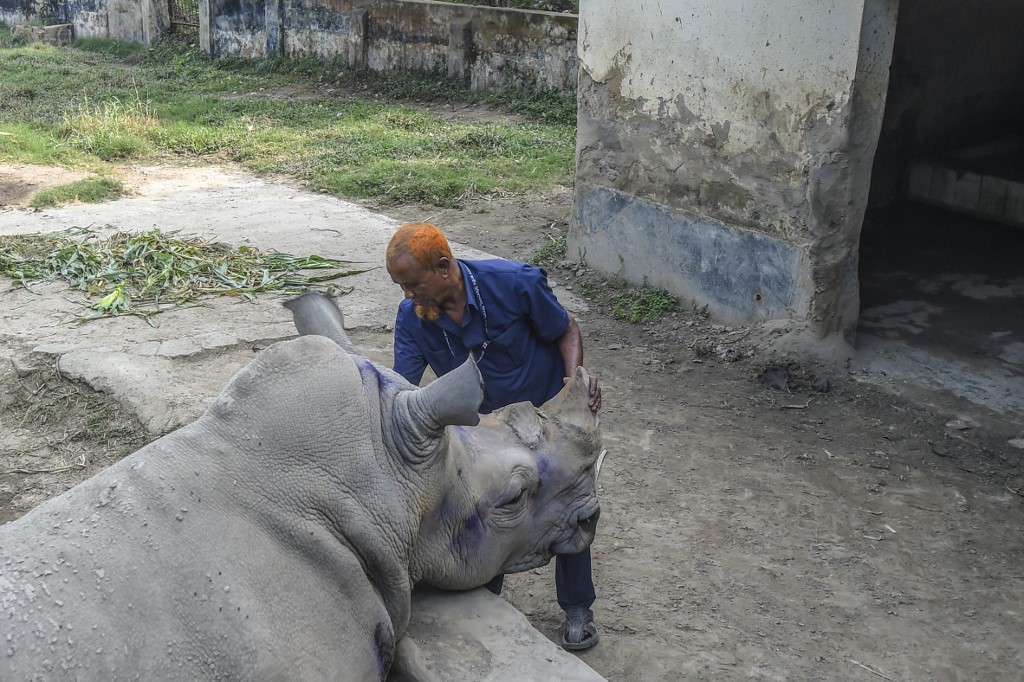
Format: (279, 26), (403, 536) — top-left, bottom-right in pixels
(2, 163), (1023, 681)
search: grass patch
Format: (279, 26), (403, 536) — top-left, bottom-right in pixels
(28, 177), (125, 207)
(0, 228), (366, 324)
(610, 286), (682, 324)
(0, 37), (576, 207)
(57, 95), (159, 160)
(0, 23), (12, 49)
(528, 233), (567, 268)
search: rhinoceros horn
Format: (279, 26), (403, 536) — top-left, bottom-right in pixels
(283, 291), (358, 354)
(392, 358), (484, 461)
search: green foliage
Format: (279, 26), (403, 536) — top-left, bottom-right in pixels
(0, 228), (366, 323)
(0, 36), (576, 207)
(528, 233), (567, 268)
(0, 23), (12, 49)
(28, 177), (125, 207)
(610, 286), (682, 324)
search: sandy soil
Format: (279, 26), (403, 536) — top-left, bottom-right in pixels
(2, 164), (1023, 681)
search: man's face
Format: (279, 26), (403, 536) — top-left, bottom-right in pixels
(387, 252), (451, 319)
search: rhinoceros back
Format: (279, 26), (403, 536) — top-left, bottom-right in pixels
(0, 336), (403, 681)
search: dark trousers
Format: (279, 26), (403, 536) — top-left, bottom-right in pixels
(485, 547), (596, 610)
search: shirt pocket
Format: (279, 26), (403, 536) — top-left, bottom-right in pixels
(483, 319), (531, 374)
(425, 348), (458, 377)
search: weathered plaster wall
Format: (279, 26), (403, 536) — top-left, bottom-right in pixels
(0, 0), (61, 30)
(1, 0), (169, 43)
(870, 0), (1024, 206)
(212, 0), (267, 57)
(571, 0), (897, 339)
(210, 0), (578, 91)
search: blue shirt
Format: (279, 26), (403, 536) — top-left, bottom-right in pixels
(393, 259), (570, 414)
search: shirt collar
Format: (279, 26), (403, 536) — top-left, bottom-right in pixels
(458, 260), (481, 310)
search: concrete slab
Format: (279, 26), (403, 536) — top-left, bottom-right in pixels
(397, 587), (605, 682)
(11, 23), (75, 47)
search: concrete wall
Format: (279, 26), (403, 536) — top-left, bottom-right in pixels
(0, 0), (169, 43)
(208, 0), (578, 92)
(870, 0), (1024, 206)
(570, 0), (897, 342)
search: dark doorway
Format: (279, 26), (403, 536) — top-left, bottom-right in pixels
(859, 0), (1024, 424)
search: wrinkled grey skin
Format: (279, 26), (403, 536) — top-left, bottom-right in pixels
(0, 292), (602, 681)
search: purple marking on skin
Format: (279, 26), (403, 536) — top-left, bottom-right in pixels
(357, 357), (399, 390)
(373, 622), (394, 679)
(536, 455), (551, 478)
(439, 494), (457, 527)
(457, 513), (485, 553)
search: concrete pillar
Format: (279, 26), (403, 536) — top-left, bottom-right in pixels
(347, 9), (368, 71)
(570, 0), (898, 348)
(199, 0), (213, 56)
(265, 0), (284, 57)
(447, 17), (474, 85)
(141, 0), (170, 46)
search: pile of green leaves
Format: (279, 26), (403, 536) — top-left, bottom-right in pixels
(0, 228), (364, 323)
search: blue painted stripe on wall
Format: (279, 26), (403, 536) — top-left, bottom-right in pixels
(574, 186), (809, 323)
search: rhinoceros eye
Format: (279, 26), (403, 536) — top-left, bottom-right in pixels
(503, 488), (525, 508)
(497, 470), (537, 515)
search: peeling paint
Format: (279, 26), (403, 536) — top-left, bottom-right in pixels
(214, 0), (579, 92)
(570, 184), (811, 324)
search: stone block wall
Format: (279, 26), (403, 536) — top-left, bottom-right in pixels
(206, 0), (578, 92)
(12, 21), (75, 44)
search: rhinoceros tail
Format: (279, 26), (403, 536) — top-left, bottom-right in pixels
(284, 291), (358, 355)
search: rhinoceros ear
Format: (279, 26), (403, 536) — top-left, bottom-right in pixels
(283, 291), (358, 355)
(392, 358), (483, 461)
(540, 366), (596, 431)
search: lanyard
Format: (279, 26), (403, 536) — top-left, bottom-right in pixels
(443, 268), (489, 361)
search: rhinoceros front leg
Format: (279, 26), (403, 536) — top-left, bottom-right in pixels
(387, 636), (443, 682)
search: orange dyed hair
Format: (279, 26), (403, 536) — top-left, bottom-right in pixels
(386, 222), (452, 270)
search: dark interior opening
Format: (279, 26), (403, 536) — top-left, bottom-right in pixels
(859, 0), (1024, 418)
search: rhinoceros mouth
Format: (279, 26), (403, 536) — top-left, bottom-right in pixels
(548, 500), (601, 555)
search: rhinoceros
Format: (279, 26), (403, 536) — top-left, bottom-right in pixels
(0, 292), (603, 681)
